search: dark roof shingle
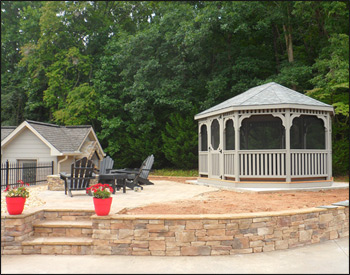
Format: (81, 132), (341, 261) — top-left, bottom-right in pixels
(2, 120), (92, 153)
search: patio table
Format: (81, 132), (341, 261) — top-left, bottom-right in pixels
(98, 172), (130, 194)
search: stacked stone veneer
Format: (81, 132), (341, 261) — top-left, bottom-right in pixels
(93, 207), (348, 256)
(1, 207), (348, 255)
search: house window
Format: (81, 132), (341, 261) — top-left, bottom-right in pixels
(211, 119), (220, 150)
(225, 119), (235, 150)
(200, 125), (208, 152)
(17, 160), (37, 185)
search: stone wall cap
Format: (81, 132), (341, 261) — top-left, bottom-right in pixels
(89, 207), (348, 220)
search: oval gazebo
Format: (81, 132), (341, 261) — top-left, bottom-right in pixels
(194, 82), (334, 188)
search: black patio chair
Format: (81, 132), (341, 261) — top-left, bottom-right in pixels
(60, 157), (95, 197)
(110, 155), (155, 190)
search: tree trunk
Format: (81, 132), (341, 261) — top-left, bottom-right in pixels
(272, 24), (280, 73)
(283, 24), (294, 63)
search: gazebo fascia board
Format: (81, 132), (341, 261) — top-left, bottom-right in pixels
(195, 83), (334, 188)
(194, 104), (334, 121)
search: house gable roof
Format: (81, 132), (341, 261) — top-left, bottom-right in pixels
(1, 126), (16, 142)
(1, 120), (105, 157)
(195, 82), (334, 119)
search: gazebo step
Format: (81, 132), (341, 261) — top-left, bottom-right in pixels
(22, 237), (93, 255)
(33, 220), (92, 237)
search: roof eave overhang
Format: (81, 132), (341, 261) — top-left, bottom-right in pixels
(59, 151), (82, 156)
(194, 104), (334, 120)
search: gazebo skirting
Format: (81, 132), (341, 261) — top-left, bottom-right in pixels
(198, 149), (332, 188)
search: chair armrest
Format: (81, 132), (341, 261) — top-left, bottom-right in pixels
(110, 169), (138, 175)
(60, 172), (68, 180)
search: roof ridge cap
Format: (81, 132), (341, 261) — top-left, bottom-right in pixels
(26, 120), (60, 128)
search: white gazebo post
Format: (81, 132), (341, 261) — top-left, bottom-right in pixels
(234, 112), (240, 182)
(327, 113), (332, 180)
(285, 109), (291, 182)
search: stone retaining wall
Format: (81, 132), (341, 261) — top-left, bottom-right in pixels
(1, 207), (348, 255)
(92, 207), (348, 256)
(1, 211), (44, 255)
(1, 210), (94, 255)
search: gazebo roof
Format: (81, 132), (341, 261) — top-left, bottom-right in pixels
(195, 82), (333, 119)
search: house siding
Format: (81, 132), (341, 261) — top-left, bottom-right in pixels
(58, 156), (77, 174)
(2, 128), (57, 173)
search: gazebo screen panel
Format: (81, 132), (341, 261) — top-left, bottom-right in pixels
(290, 115), (325, 149)
(240, 115), (285, 150)
(225, 119), (235, 150)
(200, 125), (208, 151)
(211, 119), (220, 150)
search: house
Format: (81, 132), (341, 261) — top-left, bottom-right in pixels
(1, 120), (105, 174)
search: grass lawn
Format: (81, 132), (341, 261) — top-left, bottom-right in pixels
(334, 175), (349, 182)
(150, 169), (198, 177)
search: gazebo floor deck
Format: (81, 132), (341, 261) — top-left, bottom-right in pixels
(192, 177), (348, 193)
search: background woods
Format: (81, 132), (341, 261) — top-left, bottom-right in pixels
(1, 1), (349, 175)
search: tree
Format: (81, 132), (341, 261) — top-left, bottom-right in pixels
(162, 112), (198, 169)
(307, 34), (349, 175)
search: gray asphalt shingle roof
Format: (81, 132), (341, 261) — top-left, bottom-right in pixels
(196, 82), (333, 118)
(1, 120), (92, 152)
(1, 127), (16, 142)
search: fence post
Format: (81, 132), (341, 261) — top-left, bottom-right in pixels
(6, 160), (9, 188)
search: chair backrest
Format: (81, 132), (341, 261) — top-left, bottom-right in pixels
(99, 156), (114, 174)
(70, 157), (95, 190)
(139, 154), (154, 179)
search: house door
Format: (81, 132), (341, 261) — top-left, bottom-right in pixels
(18, 160), (37, 185)
(209, 119), (222, 179)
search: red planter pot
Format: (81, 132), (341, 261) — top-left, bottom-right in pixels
(93, 197), (112, 216)
(6, 197), (26, 215)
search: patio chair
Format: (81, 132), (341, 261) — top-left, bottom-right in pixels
(60, 157), (95, 197)
(95, 156), (114, 174)
(111, 155), (155, 190)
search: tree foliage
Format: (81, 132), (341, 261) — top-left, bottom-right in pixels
(1, 1), (349, 174)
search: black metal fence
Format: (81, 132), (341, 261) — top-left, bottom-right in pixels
(1, 161), (54, 190)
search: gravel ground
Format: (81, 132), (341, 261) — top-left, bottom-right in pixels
(1, 184), (47, 215)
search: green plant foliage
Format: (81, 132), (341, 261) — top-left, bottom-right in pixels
(1, 1), (349, 176)
(161, 112), (198, 169)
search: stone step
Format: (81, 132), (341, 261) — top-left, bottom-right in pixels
(33, 220), (93, 237)
(22, 237), (93, 255)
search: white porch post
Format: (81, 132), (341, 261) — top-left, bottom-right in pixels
(220, 115), (224, 179)
(234, 112), (240, 182)
(326, 113), (332, 180)
(285, 109), (291, 182)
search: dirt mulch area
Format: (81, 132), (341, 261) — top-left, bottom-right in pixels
(122, 176), (349, 215)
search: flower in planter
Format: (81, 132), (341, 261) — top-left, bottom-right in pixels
(4, 180), (30, 198)
(86, 183), (113, 199)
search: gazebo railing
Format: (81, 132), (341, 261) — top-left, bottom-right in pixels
(199, 152), (208, 174)
(239, 150), (286, 178)
(223, 151), (235, 177)
(200, 150), (329, 180)
(290, 150), (328, 177)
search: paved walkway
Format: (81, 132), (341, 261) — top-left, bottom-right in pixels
(1, 237), (349, 274)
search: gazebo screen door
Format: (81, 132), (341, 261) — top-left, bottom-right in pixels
(209, 119), (221, 179)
